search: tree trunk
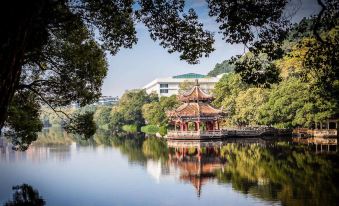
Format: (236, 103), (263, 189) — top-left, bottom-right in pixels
(0, 1), (45, 131)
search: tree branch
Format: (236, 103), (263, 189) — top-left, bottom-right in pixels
(314, 0), (326, 44)
(22, 85), (72, 120)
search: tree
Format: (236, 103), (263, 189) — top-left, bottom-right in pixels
(233, 88), (269, 126)
(0, 0), (215, 132)
(259, 78), (337, 128)
(212, 73), (248, 117)
(93, 106), (111, 129)
(4, 91), (43, 151)
(64, 111), (96, 139)
(110, 89), (157, 132)
(142, 95), (179, 126)
(141, 125), (159, 135)
(207, 60), (235, 77)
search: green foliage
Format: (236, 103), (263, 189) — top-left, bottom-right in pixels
(233, 88), (269, 126)
(141, 102), (163, 125)
(208, 60), (235, 77)
(110, 90), (157, 132)
(136, 2), (214, 64)
(122, 124), (138, 134)
(158, 126), (167, 137)
(212, 73), (249, 126)
(4, 91), (43, 151)
(64, 111), (96, 139)
(142, 95), (179, 126)
(233, 54), (282, 87)
(141, 125), (159, 135)
(93, 106), (111, 129)
(212, 18), (339, 128)
(259, 78), (337, 128)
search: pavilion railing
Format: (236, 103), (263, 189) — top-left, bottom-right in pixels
(167, 130), (223, 138)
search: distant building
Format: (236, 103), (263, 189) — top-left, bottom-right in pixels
(95, 96), (119, 106)
(70, 96), (119, 108)
(143, 73), (223, 97)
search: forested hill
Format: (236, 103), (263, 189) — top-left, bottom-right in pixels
(207, 60), (235, 77)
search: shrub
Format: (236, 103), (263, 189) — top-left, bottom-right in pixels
(159, 126), (167, 137)
(141, 125), (159, 135)
(122, 124), (138, 133)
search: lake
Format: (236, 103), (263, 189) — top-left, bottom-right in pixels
(0, 128), (338, 206)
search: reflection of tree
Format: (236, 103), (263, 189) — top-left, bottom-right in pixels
(216, 143), (339, 206)
(34, 127), (74, 146)
(5, 184), (45, 206)
(142, 137), (168, 161)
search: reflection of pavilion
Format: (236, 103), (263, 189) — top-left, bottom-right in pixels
(167, 141), (226, 197)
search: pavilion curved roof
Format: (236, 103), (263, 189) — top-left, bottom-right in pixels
(179, 84), (214, 102)
(167, 103), (222, 117)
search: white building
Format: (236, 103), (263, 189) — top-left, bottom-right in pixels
(95, 96), (119, 105)
(143, 73), (223, 97)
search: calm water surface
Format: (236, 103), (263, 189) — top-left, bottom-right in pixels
(0, 128), (338, 206)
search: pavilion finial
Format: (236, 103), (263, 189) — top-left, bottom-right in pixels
(195, 79), (199, 86)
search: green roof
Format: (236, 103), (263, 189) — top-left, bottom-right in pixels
(173, 73), (206, 79)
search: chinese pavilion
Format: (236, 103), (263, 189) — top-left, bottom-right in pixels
(166, 80), (224, 139)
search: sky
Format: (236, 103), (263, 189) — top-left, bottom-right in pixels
(102, 0), (321, 97)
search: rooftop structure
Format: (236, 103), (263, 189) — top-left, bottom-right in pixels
(143, 73), (223, 97)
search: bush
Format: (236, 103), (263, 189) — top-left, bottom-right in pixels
(159, 126), (167, 137)
(122, 124), (138, 133)
(141, 125), (159, 135)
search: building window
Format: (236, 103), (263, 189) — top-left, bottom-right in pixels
(160, 89), (168, 93)
(160, 84), (168, 88)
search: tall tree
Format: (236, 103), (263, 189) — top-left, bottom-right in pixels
(110, 89), (157, 131)
(0, 0), (214, 132)
(142, 95), (179, 126)
(259, 78), (337, 128)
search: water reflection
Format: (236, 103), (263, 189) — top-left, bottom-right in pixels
(4, 184), (45, 206)
(90, 132), (339, 205)
(0, 129), (338, 206)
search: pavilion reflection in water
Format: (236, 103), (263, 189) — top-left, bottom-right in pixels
(163, 136), (338, 197)
(164, 138), (280, 197)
